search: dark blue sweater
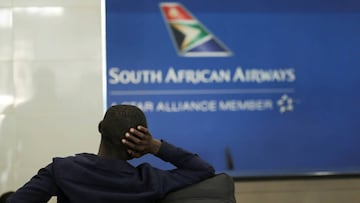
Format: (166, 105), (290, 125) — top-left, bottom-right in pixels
(7, 141), (215, 203)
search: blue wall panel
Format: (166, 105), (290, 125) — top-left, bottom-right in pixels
(105, 0), (360, 177)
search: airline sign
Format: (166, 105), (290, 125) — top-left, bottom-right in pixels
(105, 0), (360, 175)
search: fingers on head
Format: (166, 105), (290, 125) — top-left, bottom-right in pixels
(125, 132), (142, 144)
(137, 126), (149, 134)
(130, 128), (145, 139)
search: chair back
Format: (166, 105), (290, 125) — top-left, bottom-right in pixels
(159, 173), (236, 203)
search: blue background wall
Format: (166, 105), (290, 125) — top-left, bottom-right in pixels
(105, 0), (360, 177)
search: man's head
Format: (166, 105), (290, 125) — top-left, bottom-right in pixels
(98, 104), (147, 150)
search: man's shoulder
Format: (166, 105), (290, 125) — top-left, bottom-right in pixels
(52, 153), (96, 166)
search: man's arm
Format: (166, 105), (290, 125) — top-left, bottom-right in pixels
(123, 126), (215, 192)
(6, 164), (58, 203)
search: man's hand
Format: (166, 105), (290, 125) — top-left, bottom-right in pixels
(122, 126), (161, 158)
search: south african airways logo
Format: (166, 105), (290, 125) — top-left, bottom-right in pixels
(160, 2), (232, 57)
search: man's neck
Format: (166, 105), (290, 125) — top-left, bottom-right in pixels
(97, 141), (129, 160)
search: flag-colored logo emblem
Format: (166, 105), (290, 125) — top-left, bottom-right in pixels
(160, 2), (232, 57)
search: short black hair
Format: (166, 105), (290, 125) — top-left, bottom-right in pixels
(98, 105), (147, 145)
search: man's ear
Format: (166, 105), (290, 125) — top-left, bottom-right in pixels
(98, 121), (103, 133)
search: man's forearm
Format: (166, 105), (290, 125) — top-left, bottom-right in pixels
(155, 141), (215, 174)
